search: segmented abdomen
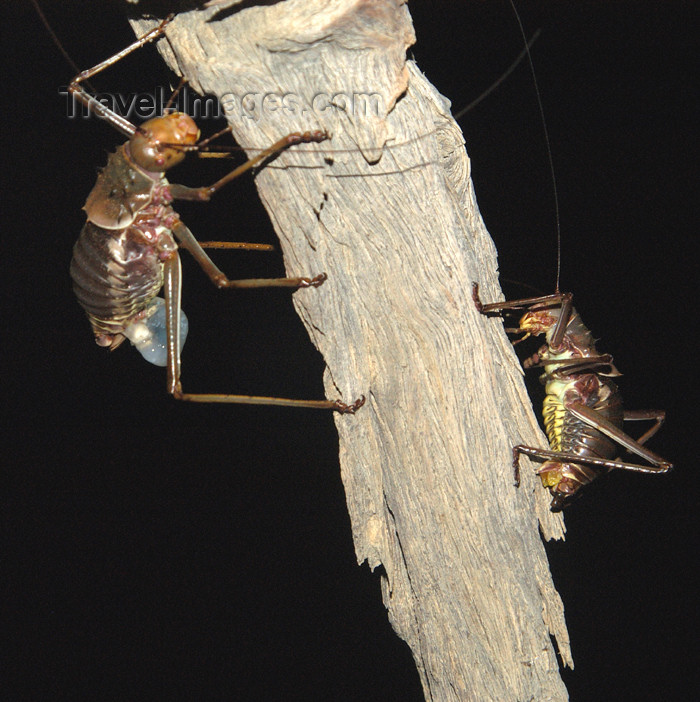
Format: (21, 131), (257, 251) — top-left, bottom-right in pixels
(543, 375), (624, 461)
(71, 221), (164, 340)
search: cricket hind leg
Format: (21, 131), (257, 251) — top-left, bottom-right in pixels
(512, 405), (671, 487)
(161, 255), (364, 413)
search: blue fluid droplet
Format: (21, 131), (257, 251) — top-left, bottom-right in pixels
(123, 298), (189, 367)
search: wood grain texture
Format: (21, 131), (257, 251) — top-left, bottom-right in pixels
(133, 1), (572, 698)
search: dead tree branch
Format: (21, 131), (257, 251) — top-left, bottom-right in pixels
(132, 2), (572, 699)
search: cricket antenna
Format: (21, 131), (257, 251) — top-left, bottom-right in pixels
(508, 0), (562, 293)
(29, 0), (93, 88)
(453, 28), (541, 121)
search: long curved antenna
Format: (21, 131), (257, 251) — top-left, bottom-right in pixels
(29, 0), (95, 92)
(508, 0), (562, 293)
(453, 29), (541, 121)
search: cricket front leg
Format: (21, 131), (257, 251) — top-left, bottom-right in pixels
(168, 130), (329, 202)
(471, 282), (570, 316)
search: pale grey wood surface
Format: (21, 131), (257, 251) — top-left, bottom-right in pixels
(133, 2), (572, 699)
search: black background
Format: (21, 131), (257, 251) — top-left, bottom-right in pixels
(3, 1), (696, 700)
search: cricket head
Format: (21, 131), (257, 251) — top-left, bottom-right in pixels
(129, 112), (200, 172)
(518, 305), (560, 343)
